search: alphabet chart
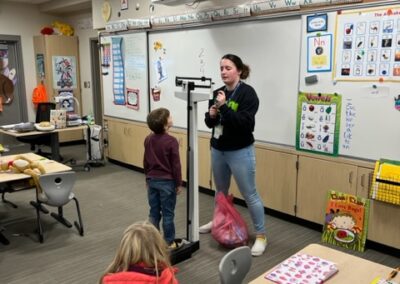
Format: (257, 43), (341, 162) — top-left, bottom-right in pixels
(334, 5), (400, 81)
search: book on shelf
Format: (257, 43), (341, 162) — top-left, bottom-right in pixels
(321, 190), (370, 252)
(264, 253), (338, 284)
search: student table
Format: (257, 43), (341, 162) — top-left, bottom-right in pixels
(249, 244), (398, 284)
(0, 153), (71, 244)
(0, 125), (87, 162)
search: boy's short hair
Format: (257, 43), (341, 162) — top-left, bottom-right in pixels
(147, 107), (170, 134)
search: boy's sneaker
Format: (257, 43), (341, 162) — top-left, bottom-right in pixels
(251, 236), (267, 256)
(168, 239), (183, 250)
(199, 221), (213, 234)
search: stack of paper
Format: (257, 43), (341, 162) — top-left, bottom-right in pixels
(265, 253), (338, 284)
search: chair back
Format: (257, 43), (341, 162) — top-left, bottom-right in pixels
(36, 102), (56, 123)
(219, 246), (252, 284)
(38, 171), (76, 207)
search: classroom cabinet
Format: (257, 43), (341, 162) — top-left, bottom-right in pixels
(33, 35), (83, 142)
(105, 118), (150, 168)
(104, 117), (188, 182)
(256, 147), (298, 215)
(198, 134), (212, 189)
(356, 167), (400, 248)
(356, 167), (372, 198)
(168, 130), (187, 182)
(296, 156), (357, 224)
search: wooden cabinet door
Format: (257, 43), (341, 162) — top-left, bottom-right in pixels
(296, 156), (357, 224)
(168, 130), (187, 182)
(368, 200), (400, 249)
(256, 147), (298, 215)
(198, 135), (211, 189)
(356, 167), (373, 199)
(357, 167), (400, 248)
(107, 119), (150, 167)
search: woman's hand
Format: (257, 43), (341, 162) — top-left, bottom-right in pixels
(215, 90), (226, 108)
(209, 105), (218, 118)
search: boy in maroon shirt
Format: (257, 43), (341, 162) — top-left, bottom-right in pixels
(144, 108), (182, 248)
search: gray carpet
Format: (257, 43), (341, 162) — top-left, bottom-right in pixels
(0, 144), (399, 284)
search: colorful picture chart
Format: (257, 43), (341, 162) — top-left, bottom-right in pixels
(322, 191), (370, 252)
(296, 92), (342, 156)
(334, 5), (400, 81)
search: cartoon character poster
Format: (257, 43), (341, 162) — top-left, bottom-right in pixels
(322, 191), (370, 252)
(153, 41), (167, 83)
(52, 56), (77, 89)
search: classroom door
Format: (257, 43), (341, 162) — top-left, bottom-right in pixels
(0, 36), (27, 126)
(90, 38), (103, 125)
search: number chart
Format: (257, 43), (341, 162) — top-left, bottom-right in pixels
(296, 92), (342, 156)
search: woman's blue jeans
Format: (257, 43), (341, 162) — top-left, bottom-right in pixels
(211, 144), (266, 235)
(147, 178), (177, 244)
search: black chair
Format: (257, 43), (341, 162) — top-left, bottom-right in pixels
(17, 102), (56, 158)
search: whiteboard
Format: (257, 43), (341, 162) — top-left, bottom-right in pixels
(101, 32), (148, 122)
(300, 6), (400, 161)
(148, 17), (302, 146)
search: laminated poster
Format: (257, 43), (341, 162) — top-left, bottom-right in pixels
(296, 92), (342, 156)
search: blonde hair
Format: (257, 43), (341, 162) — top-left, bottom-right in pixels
(99, 221), (173, 283)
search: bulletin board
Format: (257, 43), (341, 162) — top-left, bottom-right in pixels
(300, 5), (400, 161)
(148, 16), (302, 146)
(101, 32), (148, 122)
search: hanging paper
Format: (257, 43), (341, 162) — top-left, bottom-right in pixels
(112, 37), (125, 105)
(296, 92), (342, 156)
(52, 56), (77, 89)
(334, 5), (400, 81)
(307, 33), (332, 72)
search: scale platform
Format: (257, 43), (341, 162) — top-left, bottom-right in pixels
(170, 239), (200, 265)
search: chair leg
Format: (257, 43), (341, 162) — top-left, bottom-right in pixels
(50, 207), (72, 228)
(36, 202), (44, 243)
(0, 227), (10, 245)
(72, 197), (84, 236)
(30, 200), (49, 214)
(2, 192), (18, 208)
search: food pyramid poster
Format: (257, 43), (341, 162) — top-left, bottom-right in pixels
(322, 190), (370, 252)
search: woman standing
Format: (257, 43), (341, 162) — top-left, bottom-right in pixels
(200, 54), (267, 256)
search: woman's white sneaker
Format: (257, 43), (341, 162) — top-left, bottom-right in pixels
(199, 221), (213, 234)
(251, 236), (267, 256)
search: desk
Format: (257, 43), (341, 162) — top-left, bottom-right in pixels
(0, 153), (71, 244)
(249, 244), (398, 284)
(0, 153), (71, 183)
(0, 125), (86, 161)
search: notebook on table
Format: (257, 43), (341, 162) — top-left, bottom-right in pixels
(265, 253), (338, 284)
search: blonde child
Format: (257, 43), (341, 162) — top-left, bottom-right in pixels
(100, 221), (178, 284)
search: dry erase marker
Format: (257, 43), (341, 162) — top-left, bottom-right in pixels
(386, 266), (400, 282)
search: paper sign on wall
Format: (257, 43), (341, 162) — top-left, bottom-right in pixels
(296, 92), (342, 156)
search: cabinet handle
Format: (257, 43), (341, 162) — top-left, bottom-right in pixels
(349, 171), (353, 184)
(361, 174), (365, 188)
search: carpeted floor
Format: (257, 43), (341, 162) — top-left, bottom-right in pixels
(0, 144), (399, 284)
